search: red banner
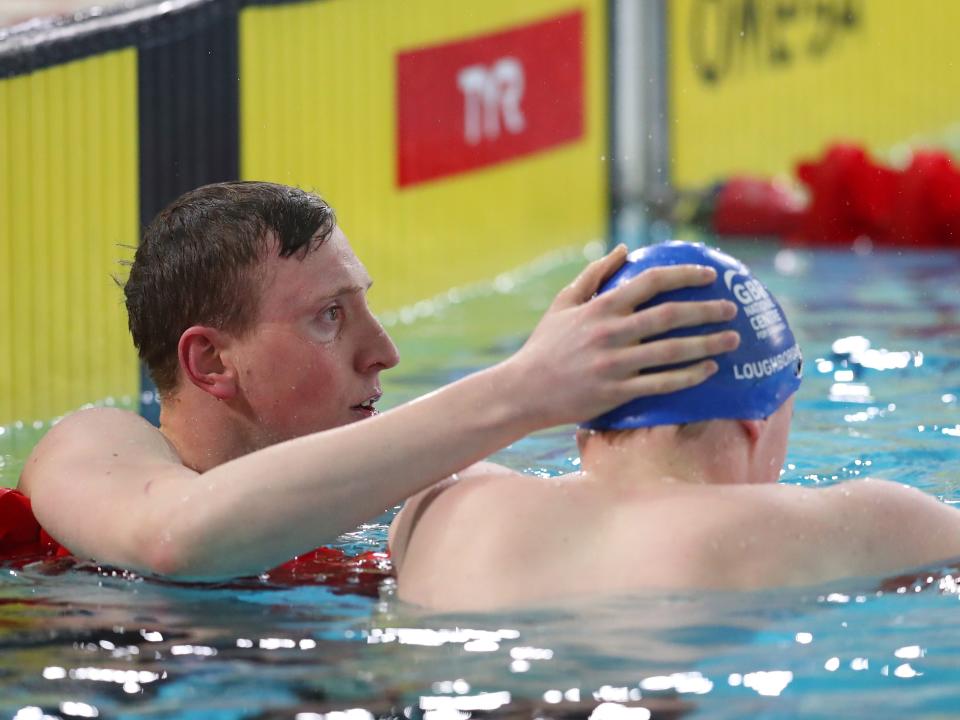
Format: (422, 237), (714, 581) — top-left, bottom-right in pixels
(396, 10), (585, 188)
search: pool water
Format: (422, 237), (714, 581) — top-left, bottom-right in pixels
(1, 240), (959, 719)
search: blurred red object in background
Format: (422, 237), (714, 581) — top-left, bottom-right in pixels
(712, 177), (803, 237)
(888, 150), (960, 247)
(705, 143), (960, 247)
(793, 143), (898, 245)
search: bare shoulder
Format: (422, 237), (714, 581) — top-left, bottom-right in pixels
(393, 461), (519, 525)
(415, 463), (551, 527)
(822, 477), (960, 542)
(711, 479), (949, 540)
(18, 407), (196, 562)
(393, 464), (563, 607)
(653, 484), (845, 589)
(402, 465), (566, 546)
(19, 407), (180, 495)
(389, 462), (532, 567)
(784, 478), (960, 581)
(819, 477), (950, 517)
(30, 407), (169, 449)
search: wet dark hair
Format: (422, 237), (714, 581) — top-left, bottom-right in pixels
(124, 181), (336, 395)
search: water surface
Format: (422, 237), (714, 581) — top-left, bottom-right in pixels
(2, 241), (959, 718)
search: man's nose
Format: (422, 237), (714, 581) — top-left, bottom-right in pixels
(358, 315), (400, 372)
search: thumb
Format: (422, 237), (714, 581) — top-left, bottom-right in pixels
(552, 244), (628, 310)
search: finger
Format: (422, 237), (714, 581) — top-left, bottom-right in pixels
(552, 244), (628, 310)
(617, 331), (740, 374)
(618, 359), (719, 398)
(627, 299), (738, 341)
(604, 265), (718, 313)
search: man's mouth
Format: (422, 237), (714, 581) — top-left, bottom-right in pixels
(351, 392), (382, 416)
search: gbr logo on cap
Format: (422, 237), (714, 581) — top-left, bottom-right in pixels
(723, 269), (786, 341)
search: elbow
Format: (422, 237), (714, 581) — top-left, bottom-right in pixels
(133, 528), (254, 581)
(139, 543), (229, 581)
(132, 506), (234, 580)
(137, 534), (195, 578)
(134, 529), (226, 581)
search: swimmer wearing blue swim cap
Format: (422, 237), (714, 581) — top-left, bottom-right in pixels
(394, 242), (960, 610)
(582, 241), (802, 430)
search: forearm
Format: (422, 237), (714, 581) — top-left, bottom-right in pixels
(146, 361), (532, 578)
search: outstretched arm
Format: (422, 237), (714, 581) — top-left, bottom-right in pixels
(22, 246), (738, 579)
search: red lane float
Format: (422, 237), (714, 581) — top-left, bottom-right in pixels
(793, 143), (899, 245)
(711, 176), (804, 238)
(0, 488), (69, 562)
(703, 142), (960, 247)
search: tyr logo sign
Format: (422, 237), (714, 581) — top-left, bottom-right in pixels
(396, 10), (584, 187)
(456, 57), (526, 145)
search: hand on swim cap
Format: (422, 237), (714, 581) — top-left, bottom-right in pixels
(581, 241), (802, 431)
(550, 244), (629, 310)
(502, 251), (745, 431)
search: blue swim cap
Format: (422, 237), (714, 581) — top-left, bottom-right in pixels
(582, 241), (802, 430)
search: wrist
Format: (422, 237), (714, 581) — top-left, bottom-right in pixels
(483, 356), (545, 437)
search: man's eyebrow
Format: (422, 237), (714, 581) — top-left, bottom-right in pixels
(315, 280), (373, 301)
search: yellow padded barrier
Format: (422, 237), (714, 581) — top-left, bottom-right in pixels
(0, 50), (139, 427)
(669, 0), (960, 187)
(239, 0), (608, 312)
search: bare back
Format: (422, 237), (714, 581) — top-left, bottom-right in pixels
(391, 471), (960, 610)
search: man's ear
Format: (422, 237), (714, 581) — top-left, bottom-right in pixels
(738, 418), (764, 445)
(178, 326), (238, 400)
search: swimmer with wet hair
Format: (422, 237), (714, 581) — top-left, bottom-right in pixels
(391, 241), (960, 611)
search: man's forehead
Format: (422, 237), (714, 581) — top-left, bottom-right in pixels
(258, 228), (372, 307)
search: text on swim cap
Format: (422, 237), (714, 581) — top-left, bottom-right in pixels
(731, 277), (767, 304)
(725, 272), (787, 342)
(733, 344), (802, 381)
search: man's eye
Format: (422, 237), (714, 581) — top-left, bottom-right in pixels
(321, 306), (341, 322)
